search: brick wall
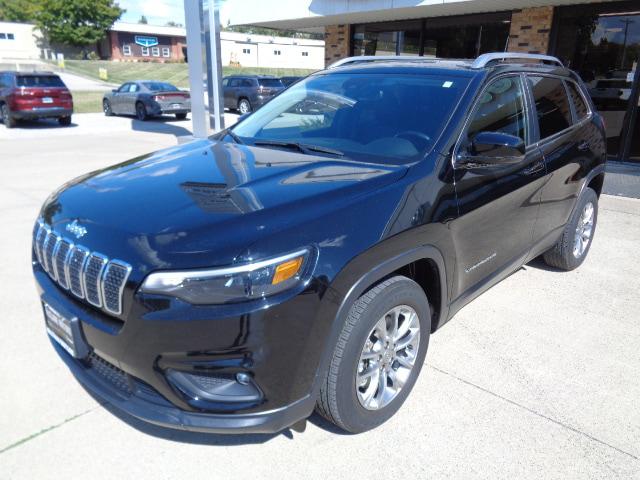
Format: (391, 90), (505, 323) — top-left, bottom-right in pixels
(324, 24), (351, 67)
(507, 6), (554, 54)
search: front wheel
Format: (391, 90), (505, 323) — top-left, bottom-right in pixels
(103, 99), (113, 116)
(1, 103), (16, 128)
(542, 187), (598, 271)
(316, 276), (430, 433)
(135, 102), (148, 121)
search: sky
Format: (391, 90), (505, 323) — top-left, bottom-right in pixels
(117, 0), (236, 27)
(117, 0), (187, 26)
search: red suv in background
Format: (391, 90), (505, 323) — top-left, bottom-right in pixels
(0, 71), (73, 128)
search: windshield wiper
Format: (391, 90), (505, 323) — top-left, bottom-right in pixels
(253, 140), (344, 157)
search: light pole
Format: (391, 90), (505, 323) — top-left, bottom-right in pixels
(619, 17), (635, 69)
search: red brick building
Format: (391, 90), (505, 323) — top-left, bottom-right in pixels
(108, 22), (186, 62)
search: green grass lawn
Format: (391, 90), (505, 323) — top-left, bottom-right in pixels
(71, 91), (105, 114)
(56, 60), (317, 89)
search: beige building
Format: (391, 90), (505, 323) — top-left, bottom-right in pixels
(0, 21), (42, 61)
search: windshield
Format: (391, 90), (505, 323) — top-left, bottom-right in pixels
(231, 72), (469, 163)
(16, 75), (65, 87)
(258, 78), (283, 88)
(143, 82), (179, 92)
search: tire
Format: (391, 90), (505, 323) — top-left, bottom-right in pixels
(316, 275), (431, 433)
(175, 112), (187, 120)
(1, 103), (16, 128)
(58, 116), (72, 126)
(238, 98), (251, 115)
(103, 99), (113, 116)
(135, 102), (148, 121)
(542, 187), (598, 271)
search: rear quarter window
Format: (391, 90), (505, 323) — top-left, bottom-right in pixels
(528, 76), (572, 140)
(258, 78), (283, 88)
(16, 75), (65, 87)
(566, 81), (589, 121)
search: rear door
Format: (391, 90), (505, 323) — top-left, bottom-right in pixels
(527, 75), (598, 244)
(451, 74), (546, 300)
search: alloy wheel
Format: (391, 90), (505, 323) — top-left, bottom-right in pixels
(355, 305), (420, 410)
(238, 100), (250, 114)
(573, 201), (594, 258)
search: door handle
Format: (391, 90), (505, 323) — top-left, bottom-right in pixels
(577, 140), (590, 151)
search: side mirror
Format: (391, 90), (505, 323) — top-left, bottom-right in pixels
(458, 131), (525, 167)
(112, 89), (117, 93)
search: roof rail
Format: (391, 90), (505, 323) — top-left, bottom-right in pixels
(471, 52), (563, 69)
(328, 55), (436, 69)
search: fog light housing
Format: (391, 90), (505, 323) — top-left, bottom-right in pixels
(166, 369), (262, 405)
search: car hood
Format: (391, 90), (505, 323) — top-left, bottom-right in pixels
(40, 139), (408, 274)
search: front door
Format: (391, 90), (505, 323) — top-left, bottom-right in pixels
(451, 74), (546, 300)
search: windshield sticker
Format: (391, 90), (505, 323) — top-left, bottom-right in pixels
(442, 81), (453, 88)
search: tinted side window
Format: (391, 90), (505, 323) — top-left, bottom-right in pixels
(118, 83), (130, 93)
(467, 76), (529, 144)
(129, 84), (139, 93)
(229, 78), (240, 87)
(566, 81), (589, 121)
(222, 78), (229, 87)
(242, 79), (254, 87)
(528, 76), (572, 139)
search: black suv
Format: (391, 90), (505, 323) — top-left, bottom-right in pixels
(32, 53), (605, 434)
(222, 75), (284, 114)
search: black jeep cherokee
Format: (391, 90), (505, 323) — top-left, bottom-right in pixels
(32, 53), (606, 434)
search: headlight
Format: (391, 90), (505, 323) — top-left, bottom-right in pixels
(140, 249), (311, 305)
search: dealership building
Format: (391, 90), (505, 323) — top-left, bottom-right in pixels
(224, 0), (640, 162)
(107, 22), (324, 70)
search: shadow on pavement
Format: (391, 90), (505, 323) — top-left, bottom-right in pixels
(525, 256), (565, 273)
(130, 115), (192, 140)
(9, 118), (78, 129)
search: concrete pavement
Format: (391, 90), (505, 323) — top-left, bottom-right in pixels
(0, 114), (639, 479)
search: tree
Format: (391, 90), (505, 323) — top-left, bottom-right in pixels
(138, 15), (148, 24)
(165, 21), (182, 27)
(35, 0), (123, 48)
(0, 0), (41, 22)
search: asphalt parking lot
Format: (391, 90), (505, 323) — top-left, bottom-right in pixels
(1, 113), (639, 479)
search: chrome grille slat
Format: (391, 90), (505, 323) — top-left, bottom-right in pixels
(101, 262), (132, 315)
(54, 240), (73, 289)
(68, 246), (90, 298)
(43, 232), (60, 280)
(83, 253), (108, 308)
(32, 220), (130, 318)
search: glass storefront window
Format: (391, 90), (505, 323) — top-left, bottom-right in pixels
(351, 12), (510, 59)
(553, 2), (640, 161)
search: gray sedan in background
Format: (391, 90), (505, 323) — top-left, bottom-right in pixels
(103, 81), (191, 121)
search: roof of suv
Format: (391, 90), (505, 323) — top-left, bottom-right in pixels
(0, 70), (60, 76)
(325, 53), (575, 79)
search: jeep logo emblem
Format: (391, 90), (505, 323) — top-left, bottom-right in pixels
(65, 220), (87, 239)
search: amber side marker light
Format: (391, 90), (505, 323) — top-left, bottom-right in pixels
(272, 256), (304, 285)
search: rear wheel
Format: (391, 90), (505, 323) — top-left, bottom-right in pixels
(542, 187), (598, 271)
(135, 102), (148, 121)
(58, 116), (72, 126)
(103, 99), (113, 116)
(238, 98), (251, 115)
(1, 103), (16, 128)
(316, 276), (430, 433)
(175, 112), (187, 120)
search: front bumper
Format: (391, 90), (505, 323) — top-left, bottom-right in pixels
(50, 338), (314, 433)
(34, 263), (323, 434)
(13, 107), (72, 119)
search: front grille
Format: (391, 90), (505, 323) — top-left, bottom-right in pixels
(87, 352), (133, 396)
(33, 220), (132, 316)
